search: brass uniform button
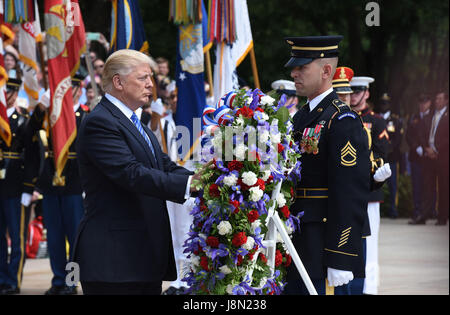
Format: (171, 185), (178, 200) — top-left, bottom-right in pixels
(322, 218), (327, 223)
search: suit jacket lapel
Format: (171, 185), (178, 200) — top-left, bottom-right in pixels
(100, 98), (158, 169)
(298, 91), (336, 130)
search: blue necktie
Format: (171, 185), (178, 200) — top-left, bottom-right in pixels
(130, 112), (156, 158)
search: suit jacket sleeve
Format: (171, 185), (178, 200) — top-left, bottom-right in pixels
(78, 114), (191, 204)
(325, 113), (371, 271)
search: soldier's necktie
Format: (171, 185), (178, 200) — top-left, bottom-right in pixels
(304, 102), (311, 113)
(131, 112), (156, 158)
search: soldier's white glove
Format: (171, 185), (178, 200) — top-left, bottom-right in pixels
(39, 89), (51, 109)
(327, 268), (354, 287)
(21, 193), (32, 207)
(373, 163), (392, 182)
(416, 146), (423, 157)
(150, 98), (164, 116)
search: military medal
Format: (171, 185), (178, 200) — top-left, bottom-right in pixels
(300, 124), (323, 155)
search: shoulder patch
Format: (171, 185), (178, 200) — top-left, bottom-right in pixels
(337, 112), (357, 120)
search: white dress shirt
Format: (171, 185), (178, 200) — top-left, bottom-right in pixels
(429, 106), (447, 153)
(308, 87), (333, 112)
(105, 93), (192, 199)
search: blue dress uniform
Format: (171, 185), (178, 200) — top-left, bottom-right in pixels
(282, 36), (371, 295)
(379, 93), (403, 218)
(26, 77), (88, 294)
(0, 78), (31, 295)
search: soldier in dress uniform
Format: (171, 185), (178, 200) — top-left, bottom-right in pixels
(283, 36), (371, 295)
(332, 66), (354, 105)
(378, 93), (403, 218)
(0, 77), (31, 295)
(350, 76), (390, 295)
(24, 73), (88, 295)
(271, 79), (299, 117)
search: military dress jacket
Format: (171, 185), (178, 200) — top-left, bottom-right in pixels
(384, 112), (403, 163)
(289, 90), (371, 279)
(359, 107), (389, 202)
(24, 105), (89, 195)
(0, 109), (29, 198)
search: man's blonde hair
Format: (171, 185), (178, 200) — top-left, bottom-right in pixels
(102, 49), (153, 93)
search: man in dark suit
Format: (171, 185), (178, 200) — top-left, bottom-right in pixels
(73, 49), (200, 295)
(283, 36), (371, 295)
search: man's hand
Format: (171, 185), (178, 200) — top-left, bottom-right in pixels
(327, 268), (354, 287)
(373, 163), (392, 182)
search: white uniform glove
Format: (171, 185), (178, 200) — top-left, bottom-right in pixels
(21, 193), (32, 207)
(327, 267), (354, 287)
(39, 89), (51, 108)
(416, 146), (423, 157)
(150, 98), (164, 116)
(373, 163), (392, 182)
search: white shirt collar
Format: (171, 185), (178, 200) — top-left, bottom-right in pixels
(383, 110), (391, 120)
(73, 103), (80, 113)
(105, 93), (135, 122)
(436, 106), (447, 117)
(7, 107), (15, 118)
(308, 87), (333, 111)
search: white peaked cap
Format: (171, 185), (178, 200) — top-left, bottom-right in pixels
(271, 79), (296, 91)
(350, 76), (375, 88)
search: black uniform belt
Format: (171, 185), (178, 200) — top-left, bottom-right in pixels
(296, 188), (328, 199)
(47, 151), (77, 159)
(0, 151), (21, 160)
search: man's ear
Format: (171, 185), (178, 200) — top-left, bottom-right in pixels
(112, 74), (123, 91)
(322, 63), (333, 80)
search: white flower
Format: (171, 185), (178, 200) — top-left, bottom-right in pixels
(243, 236), (255, 251)
(270, 132), (281, 144)
(235, 144), (247, 160)
(259, 130), (270, 143)
(223, 173), (238, 187)
(191, 256), (200, 267)
(226, 284), (235, 295)
(242, 171), (257, 186)
(249, 187), (263, 202)
(219, 265), (232, 275)
(259, 277), (268, 287)
(260, 95), (275, 106)
(217, 220), (232, 236)
(276, 193), (286, 208)
(235, 117), (245, 127)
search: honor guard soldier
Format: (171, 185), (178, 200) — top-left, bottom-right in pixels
(350, 76), (390, 295)
(271, 79), (299, 117)
(332, 66), (354, 105)
(378, 93), (403, 218)
(283, 36), (371, 295)
(0, 77), (31, 295)
(25, 73), (89, 295)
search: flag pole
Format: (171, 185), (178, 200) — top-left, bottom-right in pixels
(205, 50), (213, 97)
(249, 46), (260, 89)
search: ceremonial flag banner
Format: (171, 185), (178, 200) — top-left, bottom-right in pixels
(44, 0), (77, 181)
(0, 1), (11, 146)
(174, 0), (210, 162)
(212, 0), (253, 104)
(110, 0), (149, 53)
(64, 0), (86, 76)
(18, 1), (42, 107)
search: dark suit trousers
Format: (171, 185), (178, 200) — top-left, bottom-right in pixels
(81, 281), (162, 295)
(421, 158), (438, 219)
(437, 157), (449, 223)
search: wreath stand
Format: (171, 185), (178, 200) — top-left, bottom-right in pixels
(247, 181), (318, 295)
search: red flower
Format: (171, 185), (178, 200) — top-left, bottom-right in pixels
(237, 178), (250, 191)
(209, 184), (220, 198)
(275, 250), (283, 267)
(206, 236), (219, 248)
(278, 143), (285, 153)
(259, 253), (268, 264)
(255, 178), (265, 191)
(247, 210), (259, 223)
(227, 160), (244, 172)
(200, 256), (209, 271)
(254, 107), (264, 112)
(284, 254), (292, 267)
(280, 205), (290, 219)
(232, 232), (247, 247)
(237, 255), (244, 266)
(229, 200), (240, 214)
(267, 175), (274, 183)
(290, 187), (294, 198)
(236, 106), (254, 119)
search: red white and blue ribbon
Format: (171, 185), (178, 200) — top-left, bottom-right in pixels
(202, 91), (237, 134)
